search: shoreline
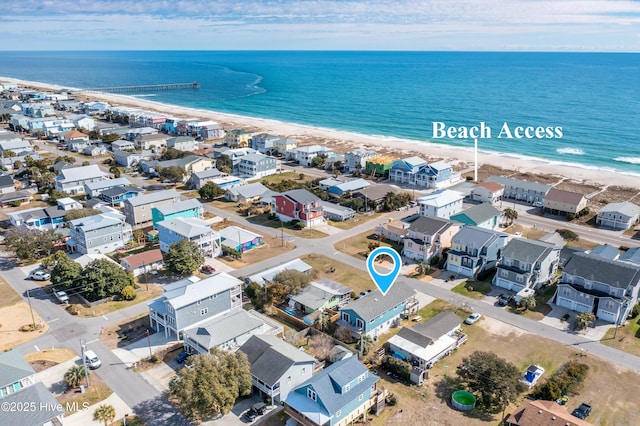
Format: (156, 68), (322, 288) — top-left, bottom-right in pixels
(3, 76), (640, 189)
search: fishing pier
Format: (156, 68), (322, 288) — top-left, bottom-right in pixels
(81, 82), (200, 94)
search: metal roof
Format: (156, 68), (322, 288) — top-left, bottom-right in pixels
(164, 272), (242, 309)
(340, 281), (415, 322)
(125, 189), (180, 207)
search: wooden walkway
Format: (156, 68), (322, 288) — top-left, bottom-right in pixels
(81, 82), (200, 93)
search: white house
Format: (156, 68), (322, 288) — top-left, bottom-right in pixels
(418, 190), (464, 219)
(596, 202), (640, 231)
(54, 164), (109, 195)
(292, 145), (333, 166)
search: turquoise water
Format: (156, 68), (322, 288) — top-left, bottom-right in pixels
(1, 51), (639, 174)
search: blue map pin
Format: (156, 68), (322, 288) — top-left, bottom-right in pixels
(367, 247), (402, 296)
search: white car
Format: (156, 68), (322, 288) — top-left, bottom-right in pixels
(464, 313), (481, 325)
(84, 349), (102, 369)
(533, 201), (544, 208)
(53, 289), (69, 304)
(29, 270), (51, 281)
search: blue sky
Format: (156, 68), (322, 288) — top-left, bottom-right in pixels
(2, 0), (640, 51)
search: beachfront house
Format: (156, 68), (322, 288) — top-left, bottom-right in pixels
(418, 189), (464, 219)
(446, 226), (509, 278)
(596, 202), (640, 230)
(365, 155), (396, 178)
(283, 357), (385, 426)
(240, 334), (316, 405)
(344, 149), (377, 173)
(387, 312), (465, 371)
(493, 238), (560, 292)
(67, 210), (133, 255)
(224, 129), (252, 147)
(123, 189), (181, 227)
(471, 182), (505, 204)
(272, 138), (298, 156)
(292, 145), (333, 166)
(54, 164), (109, 195)
(156, 217), (221, 258)
(121, 249), (164, 277)
(543, 188), (588, 217)
(450, 203), (502, 230)
(389, 156), (428, 185)
(403, 216), (462, 262)
(274, 189), (324, 227)
(553, 252), (640, 324)
(237, 153), (278, 179)
(486, 176), (552, 205)
(251, 133), (280, 153)
(151, 198), (203, 227)
(338, 281), (417, 339)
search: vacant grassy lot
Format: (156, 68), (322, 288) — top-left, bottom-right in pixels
(335, 230), (403, 260)
(327, 212), (385, 230)
(0, 302), (48, 351)
(301, 253), (372, 294)
(73, 284), (163, 318)
(249, 214), (328, 239)
(503, 224), (548, 240)
(451, 279), (491, 300)
(0, 275), (22, 308)
(601, 314), (640, 357)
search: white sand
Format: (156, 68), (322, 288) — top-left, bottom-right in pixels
(4, 77), (639, 189)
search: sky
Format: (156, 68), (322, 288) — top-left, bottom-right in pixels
(2, 0), (640, 51)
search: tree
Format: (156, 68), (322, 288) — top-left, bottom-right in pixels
(64, 365), (87, 389)
(168, 349), (252, 422)
(93, 404), (116, 426)
(81, 259), (135, 301)
(51, 252), (83, 290)
(556, 228), (579, 241)
(198, 181), (226, 200)
(109, 165), (121, 178)
(132, 229), (145, 246)
(574, 312), (595, 331)
(519, 295), (536, 311)
(457, 351), (527, 412)
(120, 285), (137, 301)
(310, 154), (326, 168)
(381, 191), (412, 212)
(161, 147), (189, 160)
(272, 269), (312, 299)
(3, 149), (17, 158)
(503, 208), (518, 226)
(356, 335), (374, 356)
(5, 228), (61, 261)
(415, 259), (431, 276)
(54, 155), (76, 164)
(158, 165), (185, 183)
(164, 239), (204, 275)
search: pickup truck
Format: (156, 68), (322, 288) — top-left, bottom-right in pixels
(571, 403), (592, 420)
(53, 288), (69, 304)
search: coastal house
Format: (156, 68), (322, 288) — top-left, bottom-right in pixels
(85, 178), (131, 201)
(320, 201), (356, 222)
(486, 176), (552, 205)
(224, 129), (252, 147)
(111, 139), (135, 151)
(344, 149), (377, 173)
(65, 113), (96, 130)
(288, 279), (352, 315)
(135, 133), (170, 151)
(237, 153), (278, 179)
(274, 189), (324, 227)
(7, 200), (72, 230)
(121, 249), (164, 277)
(292, 145), (333, 166)
(0, 174), (15, 194)
(415, 160), (457, 189)
(225, 182), (270, 203)
(150, 155), (214, 176)
(190, 168), (224, 190)
(387, 312), (465, 371)
(389, 156), (428, 185)
(543, 188), (588, 217)
(493, 238), (560, 292)
(418, 189), (464, 219)
(100, 186), (142, 206)
(61, 129), (89, 143)
(54, 164), (109, 195)
(450, 203), (502, 230)
(377, 221), (410, 243)
(240, 334), (316, 405)
(505, 399), (594, 426)
(589, 244), (620, 261)
(166, 136), (198, 152)
(619, 247), (640, 267)
(156, 217), (221, 258)
(365, 155), (396, 178)
(219, 226), (263, 253)
(83, 144), (108, 157)
(151, 198), (203, 227)
(125, 127), (158, 141)
(251, 133), (280, 153)
(338, 281), (417, 339)
(596, 202), (640, 230)
(148, 272), (243, 338)
(113, 150), (151, 168)
(0, 350), (36, 398)
(353, 184), (401, 211)
(446, 226), (509, 278)
(188, 120), (224, 140)
(272, 138), (298, 156)
(0, 139), (31, 154)
(67, 210), (133, 255)
(320, 178), (369, 196)
(283, 357), (384, 426)
(123, 189), (181, 227)
(244, 258), (313, 287)
(554, 252), (640, 324)
(471, 181), (505, 204)
(219, 147), (258, 171)
(403, 216), (462, 262)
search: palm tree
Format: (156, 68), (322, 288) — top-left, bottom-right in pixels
(93, 404), (116, 426)
(415, 259), (431, 276)
(64, 365), (86, 389)
(519, 295), (537, 311)
(503, 208), (518, 226)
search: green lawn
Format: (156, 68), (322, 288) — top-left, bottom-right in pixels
(261, 172), (316, 186)
(451, 279), (492, 300)
(601, 314), (640, 357)
(301, 254), (372, 294)
(248, 214), (328, 239)
(327, 212), (384, 230)
(334, 230), (403, 260)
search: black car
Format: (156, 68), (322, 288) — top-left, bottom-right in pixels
(176, 351), (192, 364)
(243, 410), (258, 422)
(251, 402), (267, 415)
(498, 294), (513, 306)
(571, 403), (592, 419)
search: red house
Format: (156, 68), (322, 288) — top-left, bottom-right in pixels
(274, 189), (324, 228)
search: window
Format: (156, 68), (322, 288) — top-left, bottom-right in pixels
(307, 388), (316, 401)
(358, 374), (365, 383)
(200, 308), (208, 316)
(516, 275), (524, 283)
(336, 410), (342, 418)
(501, 269), (508, 278)
(359, 393), (364, 401)
(344, 384), (350, 392)
(302, 368), (306, 375)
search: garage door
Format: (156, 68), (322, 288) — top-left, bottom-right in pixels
(597, 309), (616, 323)
(556, 297), (573, 310)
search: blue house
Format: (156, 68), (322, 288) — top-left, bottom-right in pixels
(415, 160), (454, 189)
(151, 199), (203, 228)
(100, 186), (142, 206)
(338, 281), (417, 339)
(389, 156), (428, 185)
(284, 357), (385, 426)
(450, 203), (502, 230)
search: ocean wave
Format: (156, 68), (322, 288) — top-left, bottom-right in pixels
(556, 147), (585, 155)
(614, 157), (640, 165)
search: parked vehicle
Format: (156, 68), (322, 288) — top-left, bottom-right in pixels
(571, 403), (592, 420)
(200, 265), (216, 274)
(251, 402), (267, 415)
(29, 270), (51, 281)
(84, 349), (101, 369)
(464, 313), (481, 325)
(243, 410), (258, 422)
(533, 201), (544, 208)
(176, 351), (192, 364)
(498, 294), (513, 306)
(52, 288), (69, 304)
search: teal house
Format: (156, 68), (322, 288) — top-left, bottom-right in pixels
(338, 281), (417, 339)
(283, 357), (385, 426)
(450, 203), (502, 231)
(151, 199), (203, 228)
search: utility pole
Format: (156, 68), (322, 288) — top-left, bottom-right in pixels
(146, 329), (152, 359)
(281, 220), (284, 247)
(81, 341), (90, 389)
(26, 288), (36, 330)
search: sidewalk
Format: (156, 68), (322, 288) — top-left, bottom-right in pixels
(65, 392), (132, 426)
(35, 357), (80, 395)
(112, 332), (180, 367)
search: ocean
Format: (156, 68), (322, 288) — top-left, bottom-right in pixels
(1, 50), (639, 175)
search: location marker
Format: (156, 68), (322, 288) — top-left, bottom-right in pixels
(366, 246), (402, 296)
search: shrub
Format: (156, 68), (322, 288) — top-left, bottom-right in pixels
(630, 302), (640, 319)
(533, 361), (589, 400)
(386, 393), (398, 406)
(476, 267), (496, 282)
(556, 228), (579, 241)
(120, 285), (137, 301)
(430, 255), (440, 266)
(66, 304), (82, 315)
(19, 324), (36, 332)
(566, 213), (575, 221)
(9, 200), (22, 207)
(381, 355), (411, 382)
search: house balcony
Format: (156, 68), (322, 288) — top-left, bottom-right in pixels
(496, 264), (531, 275)
(251, 376), (280, 399)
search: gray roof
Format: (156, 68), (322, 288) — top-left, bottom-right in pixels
(163, 272), (242, 309)
(335, 178), (369, 192)
(451, 203), (501, 224)
(156, 217), (211, 238)
(43, 205), (70, 219)
(395, 327), (432, 347)
(192, 168), (222, 179)
(590, 244), (620, 260)
(320, 201), (355, 216)
(290, 356), (378, 416)
(0, 174), (13, 188)
(125, 189), (180, 207)
(452, 226), (506, 248)
(487, 175), (552, 194)
(410, 216), (456, 236)
(85, 177), (130, 192)
(154, 198), (202, 216)
(599, 202), (640, 217)
(280, 189), (321, 205)
(538, 232), (565, 247)
(69, 211), (122, 231)
(563, 252), (640, 289)
(291, 285), (337, 311)
(227, 182), (269, 199)
(245, 258), (312, 286)
(0, 350), (35, 387)
(241, 153), (272, 163)
(501, 238), (558, 263)
(0, 382), (63, 426)
(411, 312), (461, 340)
(57, 164), (108, 182)
(219, 225), (263, 247)
(101, 185), (142, 198)
(313, 279), (352, 296)
(619, 247), (640, 267)
(340, 281), (415, 322)
(183, 309), (264, 350)
(240, 334), (315, 387)
(355, 184), (401, 201)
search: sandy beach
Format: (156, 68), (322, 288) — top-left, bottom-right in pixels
(4, 77), (639, 189)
